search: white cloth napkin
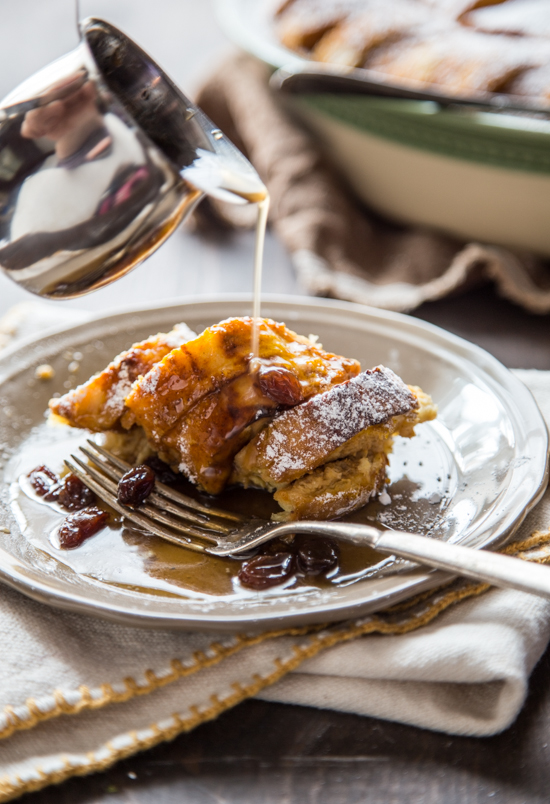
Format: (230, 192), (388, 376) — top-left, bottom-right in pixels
(0, 302), (549, 801)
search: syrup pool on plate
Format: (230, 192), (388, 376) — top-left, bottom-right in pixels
(7, 415), (452, 601)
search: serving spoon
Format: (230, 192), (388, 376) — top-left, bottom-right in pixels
(271, 62), (550, 118)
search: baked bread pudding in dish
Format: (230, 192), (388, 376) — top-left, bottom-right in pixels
(274, 0), (550, 102)
(49, 317), (436, 521)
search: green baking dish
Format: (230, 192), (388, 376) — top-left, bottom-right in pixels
(217, 0), (550, 256)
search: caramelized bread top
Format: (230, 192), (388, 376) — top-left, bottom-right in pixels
(234, 366), (436, 486)
(125, 317), (361, 445)
(49, 323), (195, 432)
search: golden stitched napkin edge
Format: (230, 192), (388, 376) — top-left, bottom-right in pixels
(0, 527), (548, 803)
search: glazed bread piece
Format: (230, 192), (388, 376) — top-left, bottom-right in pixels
(233, 366), (431, 486)
(49, 323), (195, 432)
(233, 366), (437, 521)
(125, 317), (360, 494)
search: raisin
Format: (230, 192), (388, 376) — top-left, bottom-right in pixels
(144, 455), (178, 485)
(117, 465), (156, 506)
(262, 537), (294, 555)
(238, 552), (295, 590)
(55, 474), (96, 510)
(258, 367), (303, 406)
(28, 465), (59, 497)
(295, 536), (339, 576)
(43, 484), (62, 503)
(58, 506), (109, 549)
(43, 473), (95, 509)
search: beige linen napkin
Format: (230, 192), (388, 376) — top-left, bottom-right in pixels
(0, 303), (549, 801)
(194, 54), (550, 314)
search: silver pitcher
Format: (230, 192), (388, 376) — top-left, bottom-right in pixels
(0, 18), (265, 299)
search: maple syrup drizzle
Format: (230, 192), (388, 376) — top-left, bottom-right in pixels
(181, 150), (269, 360)
(252, 195), (270, 358)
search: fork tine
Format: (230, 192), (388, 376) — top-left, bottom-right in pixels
(87, 440), (245, 523)
(64, 458), (209, 552)
(67, 455), (222, 547)
(74, 451), (224, 539)
(66, 454), (294, 559)
(78, 446), (233, 534)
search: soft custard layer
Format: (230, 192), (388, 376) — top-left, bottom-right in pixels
(273, 451), (388, 521)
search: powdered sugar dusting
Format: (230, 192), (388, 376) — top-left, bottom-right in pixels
(379, 490), (392, 506)
(136, 365), (161, 396)
(103, 362), (133, 417)
(109, 323), (195, 403)
(163, 322), (196, 349)
(260, 366), (417, 481)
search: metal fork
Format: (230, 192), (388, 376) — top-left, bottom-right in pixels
(65, 441), (550, 600)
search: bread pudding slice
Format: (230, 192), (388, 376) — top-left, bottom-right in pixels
(124, 317), (360, 494)
(47, 317), (436, 523)
(232, 366), (437, 521)
(365, 28), (528, 96)
(49, 323), (195, 432)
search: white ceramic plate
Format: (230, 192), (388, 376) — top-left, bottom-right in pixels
(0, 296), (547, 631)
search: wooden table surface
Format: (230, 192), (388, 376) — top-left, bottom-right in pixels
(2, 2), (550, 802)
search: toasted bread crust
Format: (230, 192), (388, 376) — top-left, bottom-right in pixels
(48, 323), (195, 432)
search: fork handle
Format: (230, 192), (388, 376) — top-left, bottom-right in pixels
(272, 522), (550, 599)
